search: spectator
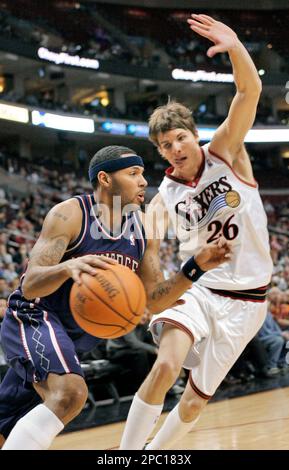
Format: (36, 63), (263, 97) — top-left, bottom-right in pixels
(269, 287), (289, 329)
(0, 244), (12, 265)
(0, 278), (10, 300)
(0, 298), (7, 320)
(257, 311), (289, 374)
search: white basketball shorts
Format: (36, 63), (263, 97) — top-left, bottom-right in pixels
(150, 283), (267, 398)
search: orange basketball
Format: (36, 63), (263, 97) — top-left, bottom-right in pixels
(69, 264), (147, 339)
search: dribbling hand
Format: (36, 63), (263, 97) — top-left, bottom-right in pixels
(64, 255), (118, 285)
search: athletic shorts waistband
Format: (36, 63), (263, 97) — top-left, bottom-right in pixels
(209, 285), (268, 302)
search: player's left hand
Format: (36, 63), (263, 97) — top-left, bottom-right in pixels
(187, 14), (239, 57)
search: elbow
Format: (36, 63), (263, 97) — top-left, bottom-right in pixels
(238, 78), (262, 96)
(146, 300), (158, 316)
(252, 77), (262, 95)
(22, 279), (35, 301)
(254, 78), (262, 95)
(146, 300), (164, 316)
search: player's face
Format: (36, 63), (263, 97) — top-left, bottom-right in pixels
(157, 128), (202, 173)
(111, 166), (147, 207)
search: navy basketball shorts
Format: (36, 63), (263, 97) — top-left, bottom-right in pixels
(0, 307), (95, 384)
(0, 308), (98, 439)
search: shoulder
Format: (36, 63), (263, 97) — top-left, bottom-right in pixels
(42, 198), (83, 241)
(48, 197), (82, 221)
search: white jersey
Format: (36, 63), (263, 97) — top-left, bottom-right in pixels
(158, 143), (273, 290)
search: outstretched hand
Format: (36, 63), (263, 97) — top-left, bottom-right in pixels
(187, 14), (239, 58)
(195, 237), (232, 271)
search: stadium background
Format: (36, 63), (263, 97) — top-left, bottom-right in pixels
(0, 0), (289, 436)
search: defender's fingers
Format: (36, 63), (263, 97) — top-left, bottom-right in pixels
(187, 19), (211, 31)
(217, 236), (227, 248)
(191, 13), (215, 23)
(188, 24), (213, 40)
(196, 14), (215, 24)
(207, 45), (224, 58)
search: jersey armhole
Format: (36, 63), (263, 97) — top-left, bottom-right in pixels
(208, 146), (258, 189)
(133, 210), (147, 258)
(66, 196), (87, 252)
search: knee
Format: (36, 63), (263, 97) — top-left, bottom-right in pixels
(269, 336), (284, 351)
(277, 336), (285, 347)
(51, 379), (88, 416)
(179, 395), (207, 423)
(150, 359), (181, 390)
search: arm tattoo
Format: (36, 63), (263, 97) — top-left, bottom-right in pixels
(149, 255), (163, 284)
(31, 235), (69, 266)
(150, 277), (178, 301)
(53, 212), (69, 222)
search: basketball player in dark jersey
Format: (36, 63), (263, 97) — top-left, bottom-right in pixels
(0, 145), (230, 449)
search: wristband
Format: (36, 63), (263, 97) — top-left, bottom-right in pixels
(181, 256), (205, 282)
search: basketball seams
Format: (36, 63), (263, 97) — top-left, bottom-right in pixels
(70, 282), (127, 330)
(70, 267), (145, 339)
(73, 305), (127, 329)
(81, 275), (136, 326)
(134, 275), (146, 319)
(71, 281), (129, 338)
(75, 315), (125, 339)
(108, 267), (140, 317)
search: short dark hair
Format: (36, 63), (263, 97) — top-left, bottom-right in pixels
(89, 145), (136, 189)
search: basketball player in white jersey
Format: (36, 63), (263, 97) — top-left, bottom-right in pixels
(120, 14), (273, 450)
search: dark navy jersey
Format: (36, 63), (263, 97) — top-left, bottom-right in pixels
(7, 194), (147, 338)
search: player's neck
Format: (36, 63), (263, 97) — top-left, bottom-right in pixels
(93, 191), (124, 234)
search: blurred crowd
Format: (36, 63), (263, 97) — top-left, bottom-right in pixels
(0, 3), (287, 126)
(1, 3), (288, 72)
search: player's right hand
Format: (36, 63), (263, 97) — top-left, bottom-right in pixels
(64, 255), (118, 285)
(195, 237), (232, 271)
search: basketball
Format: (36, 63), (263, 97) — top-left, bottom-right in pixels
(69, 264), (147, 339)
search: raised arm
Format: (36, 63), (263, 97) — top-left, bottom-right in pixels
(22, 199), (117, 300)
(188, 14), (262, 161)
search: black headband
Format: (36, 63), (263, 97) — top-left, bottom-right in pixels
(89, 155), (144, 183)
